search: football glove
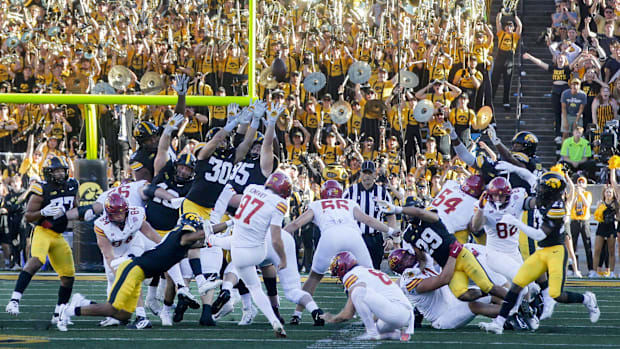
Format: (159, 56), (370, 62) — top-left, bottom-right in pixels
(171, 74), (189, 95)
(41, 203), (65, 220)
(163, 113), (185, 136)
(376, 199), (403, 214)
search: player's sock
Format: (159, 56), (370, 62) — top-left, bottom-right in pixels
(58, 285), (72, 305)
(136, 307), (147, 318)
(189, 258), (203, 278)
(199, 304), (215, 326)
(293, 310), (303, 318)
(305, 301), (319, 313)
(562, 291), (585, 304)
(14, 271), (33, 295)
(240, 293), (252, 310)
(247, 284), (279, 324)
(498, 289), (520, 320)
(146, 286), (157, 300)
(10, 291), (22, 302)
(350, 287), (378, 334)
(264, 277), (278, 297)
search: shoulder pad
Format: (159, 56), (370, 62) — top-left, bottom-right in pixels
(31, 181), (44, 196)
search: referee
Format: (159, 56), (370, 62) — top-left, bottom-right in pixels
(344, 161), (397, 269)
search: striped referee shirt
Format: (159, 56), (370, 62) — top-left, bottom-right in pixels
(344, 182), (393, 235)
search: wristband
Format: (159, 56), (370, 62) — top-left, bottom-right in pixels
(225, 220), (234, 227)
(387, 227), (394, 236)
(449, 240), (463, 258)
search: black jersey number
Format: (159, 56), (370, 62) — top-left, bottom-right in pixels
(229, 162), (254, 186)
(205, 157), (233, 185)
(414, 228), (443, 255)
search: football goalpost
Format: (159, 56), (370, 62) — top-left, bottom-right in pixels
(0, 0), (257, 160)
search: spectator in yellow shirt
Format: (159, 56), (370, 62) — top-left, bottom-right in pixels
(285, 120), (311, 166)
(570, 176), (594, 277)
(314, 124), (347, 166)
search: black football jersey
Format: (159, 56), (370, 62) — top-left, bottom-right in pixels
(536, 200), (566, 248)
(146, 161), (194, 230)
(403, 218), (456, 267)
(227, 156), (268, 194)
(31, 178), (78, 233)
(130, 149), (157, 179)
(135, 225), (193, 278)
(185, 150), (235, 208)
(476, 153), (537, 194)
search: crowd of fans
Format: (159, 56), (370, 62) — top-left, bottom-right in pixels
(0, 0), (618, 276)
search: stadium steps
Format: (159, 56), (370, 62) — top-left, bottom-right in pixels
(489, 0), (559, 168)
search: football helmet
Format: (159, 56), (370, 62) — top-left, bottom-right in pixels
(193, 142), (207, 156)
(388, 249), (417, 274)
(174, 153), (196, 183)
(320, 180), (343, 199)
(42, 156), (69, 185)
(461, 175), (484, 198)
(329, 251), (358, 280)
(512, 131), (538, 157)
(104, 192), (129, 226)
(536, 172), (566, 208)
(177, 212), (204, 231)
(403, 196), (425, 226)
(133, 121), (159, 146)
(265, 171), (293, 199)
(487, 177), (512, 210)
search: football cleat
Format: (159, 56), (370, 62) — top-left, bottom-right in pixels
(127, 316), (153, 329)
(400, 332), (412, 342)
(213, 300), (234, 321)
(311, 308), (325, 326)
(160, 307), (173, 326)
(238, 305), (258, 325)
(211, 289), (231, 315)
(199, 307), (216, 326)
(198, 279), (222, 296)
(479, 320), (503, 334)
(583, 292), (600, 323)
(146, 297), (162, 316)
(272, 321), (287, 338)
(70, 293), (91, 308)
(379, 330), (401, 340)
(504, 313), (529, 331)
(99, 317), (121, 327)
(177, 287), (200, 309)
(5, 300), (19, 315)
(540, 295), (556, 321)
(173, 299), (189, 323)
(56, 304), (69, 332)
(289, 315), (301, 325)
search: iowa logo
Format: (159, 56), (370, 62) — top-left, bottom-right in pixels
(524, 134), (537, 143)
(79, 182), (103, 204)
(545, 177), (562, 189)
(183, 213), (201, 223)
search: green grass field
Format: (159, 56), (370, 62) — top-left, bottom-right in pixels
(0, 276), (618, 348)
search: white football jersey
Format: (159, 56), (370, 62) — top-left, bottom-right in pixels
(231, 184), (289, 248)
(343, 266), (411, 307)
(309, 198), (361, 233)
(431, 180), (478, 234)
(96, 180), (148, 208)
(400, 266), (453, 322)
(94, 206), (146, 258)
(483, 187), (528, 252)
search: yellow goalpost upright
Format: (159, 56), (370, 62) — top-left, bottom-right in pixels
(0, 0), (257, 160)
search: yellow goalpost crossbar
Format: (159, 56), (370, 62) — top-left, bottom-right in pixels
(0, 0), (257, 159)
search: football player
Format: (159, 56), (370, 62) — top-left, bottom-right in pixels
(94, 193), (162, 329)
(377, 198), (507, 302)
(179, 101), (262, 325)
(211, 171), (293, 338)
(283, 180), (400, 325)
(428, 174), (485, 243)
(56, 213), (231, 331)
(389, 247), (506, 330)
(5, 157), (80, 325)
(479, 172), (600, 334)
(130, 121), (161, 182)
(320, 252), (414, 341)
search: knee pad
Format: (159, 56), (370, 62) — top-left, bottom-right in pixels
(284, 288), (309, 305)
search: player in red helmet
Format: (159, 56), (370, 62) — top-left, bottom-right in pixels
(388, 249), (418, 275)
(104, 192), (129, 227)
(486, 177), (512, 210)
(461, 175), (484, 199)
(323, 252), (415, 341)
(320, 180), (343, 199)
(265, 171), (293, 199)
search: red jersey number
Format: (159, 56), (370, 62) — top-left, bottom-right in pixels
(368, 269), (392, 285)
(496, 223), (518, 239)
(320, 199), (349, 210)
(431, 189), (463, 214)
(234, 195), (265, 225)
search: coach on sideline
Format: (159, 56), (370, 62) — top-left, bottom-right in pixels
(344, 161), (398, 269)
